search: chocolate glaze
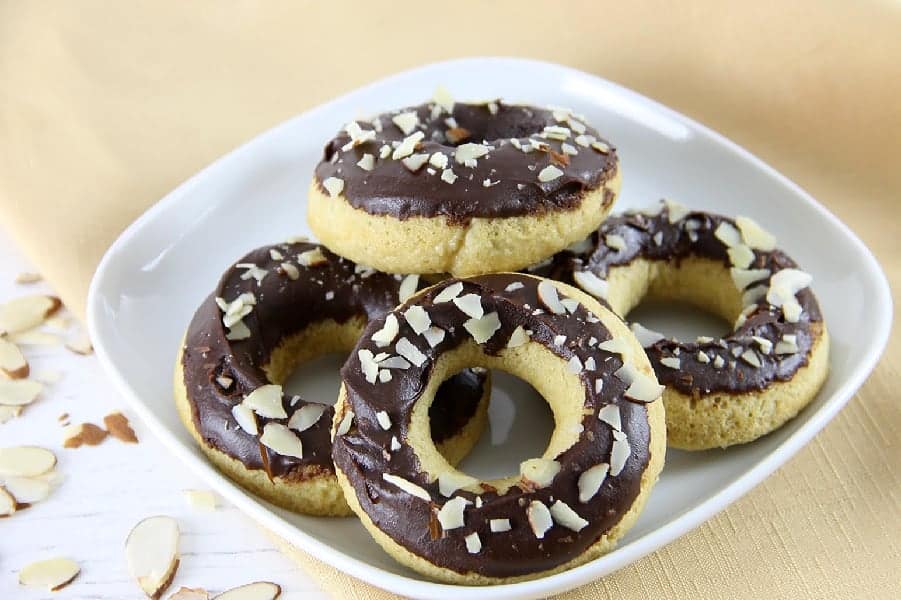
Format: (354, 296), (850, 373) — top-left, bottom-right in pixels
(181, 242), (484, 480)
(543, 202), (824, 397)
(333, 274), (654, 577)
(314, 101), (619, 224)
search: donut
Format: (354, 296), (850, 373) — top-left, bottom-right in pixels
(174, 241), (490, 516)
(553, 199), (830, 450)
(309, 90), (621, 277)
(332, 273), (665, 583)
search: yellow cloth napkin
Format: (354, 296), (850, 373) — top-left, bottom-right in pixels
(1, 2), (898, 598)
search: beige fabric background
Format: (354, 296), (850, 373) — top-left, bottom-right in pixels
(1, 1), (899, 598)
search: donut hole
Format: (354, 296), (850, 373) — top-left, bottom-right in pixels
(605, 255), (744, 338)
(446, 369), (554, 481)
(409, 339), (586, 495)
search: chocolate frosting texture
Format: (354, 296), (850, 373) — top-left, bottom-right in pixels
(181, 241), (484, 480)
(333, 274), (654, 577)
(314, 101), (619, 223)
(543, 202), (824, 397)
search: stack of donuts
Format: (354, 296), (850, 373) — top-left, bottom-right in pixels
(174, 88), (829, 584)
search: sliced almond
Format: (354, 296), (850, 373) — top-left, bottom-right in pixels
(452, 294), (484, 319)
(63, 423), (108, 448)
(382, 473), (430, 501)
(713, 221), (742, 248)
(371, 314), (400, 347)
(437, 470), (479, 497)
(213, 582), (281, 600)
(0, 295), (61, 335)
(572, 270), (608, 300)
(243, 385), (287, 419)
(0, 339), (28, 378)
(18, 557), (79, 591)
(321, 177), (344, 198)
(422, 326), (445, 348)
(65, 333), (93, 355)
(0, 378), (42, 406)
(537, 165), (563, 182)
(520, 458), (561, 488)
(0, 485), (16, 515)
(104, 412), (139, 443)
(398, 274), (419, 304)
(730, 268), (771, 291)
(9, 330), (62, 346)
(259, 423), (303, 459)
(169, 587), (210, 600)
(433, 281), (464, 303)
(0, 405), (23, 424)
(490, 518), (512, 532)
(454, 143), (490, 164)
(735, 216), (777, 251)
(335, 409), (354, 436)
(287, 403), (326, 433)
(506, 325), (530, 349)
(549, 500), (589, 532)
(527, 500), (553, 539)
(0, 446), (56, 477)
(2, 475), (51, 504)
(436, 496), (469, 530)
(614, 363), (664, 403)
(610, 430), (631, 476)
(578, 462), (610, 503)
(126, 515), (180, 599)
(231, 404), (258, 435)
(14, 272), (42, 284)
(597, 404), (622, 431)
(403, 306), (431, 335)
(184, 489), (217, 511)
(537, 280), (566, 314)
(463, 312), (501, 344)
(395, 337), (427, 368)
(630, 323), (665, 348)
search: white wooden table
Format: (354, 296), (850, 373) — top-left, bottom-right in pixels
(0, 230), (329, 600)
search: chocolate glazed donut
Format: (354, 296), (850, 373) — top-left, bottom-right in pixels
(553, 200), (830, 449)
(332, 274), (665, 583)
(174, 241), (490, 516)
(308, 92), (621, 277)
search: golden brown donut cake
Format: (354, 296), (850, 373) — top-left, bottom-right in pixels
(309, 91), (621, 276)
(547, 200), (829, 449)
(174, 241), (489, 516)
(332, 274), (665, 583)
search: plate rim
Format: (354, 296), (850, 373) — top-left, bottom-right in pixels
(86, 56), (893, 599)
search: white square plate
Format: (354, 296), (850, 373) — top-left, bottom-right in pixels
(87, 58), (892, 599)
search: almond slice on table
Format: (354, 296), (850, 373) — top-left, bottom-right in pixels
(126, 516), (180, 599)
(0, 405), (23, 423)
(63, 422), (109, 448)
(18, 557), (80, 591)
(0, 378), (42, 406)
(0, 486), (16, 515)
(0, 295), (61, 335)
(8, 330), (62, 346)
(2, 475), (52, 504)
(65, 332), (93, 355)
(169, 587), (210, 600)
(104, 411), (139, 443)
(14, 272), (42, 284)
(0, 446), (56, 477)
(214, 582), (281, 600)
(0, 338), (28, 378)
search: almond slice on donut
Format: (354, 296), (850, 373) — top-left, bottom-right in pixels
(520, 458), (561, 488)
(527, 500), (553, 539)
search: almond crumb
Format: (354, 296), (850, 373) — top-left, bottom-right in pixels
(104, 412), (138, 443)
